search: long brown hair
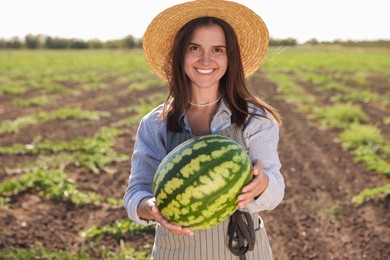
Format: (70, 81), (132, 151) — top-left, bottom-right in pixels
(161, 17), (281, 132)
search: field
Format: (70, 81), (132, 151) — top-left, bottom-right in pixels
(0, 47), (389, 259)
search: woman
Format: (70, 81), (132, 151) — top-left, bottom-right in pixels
(124, 1), (285, 259)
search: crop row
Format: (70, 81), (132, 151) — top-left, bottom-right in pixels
(262, 46), (390, 202)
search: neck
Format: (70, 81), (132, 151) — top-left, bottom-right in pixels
(189, 95), (222, 107)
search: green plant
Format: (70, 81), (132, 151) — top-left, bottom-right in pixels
(265, 72), (316, 112)
(353, 144), (390, 176)
(0, 84), (26, 95)
(101, 240), (149, 260)
(12, 95), (51, 107)
(81, 219), (154, 240)
(0, 196), (11, 209)
(0, 244), (90, 259)
(332, 89), (381, 104)
(321, 81), (349, 92)
(0, 127), (129, 174)
(114, 93), (166, 128)
(0, 241), (149, 260)
(352, 183), (390, 204)
(339, 124), (384, 149)
(0, 108), (110, 135)
(339, 124), (389, 175)
(312, 103), (368, 128)
(0, 169), (103, 205)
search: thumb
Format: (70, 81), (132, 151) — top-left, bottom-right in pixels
(252, 160), (264, 176)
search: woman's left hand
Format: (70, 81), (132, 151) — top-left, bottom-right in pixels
(237, 160), (269, 209)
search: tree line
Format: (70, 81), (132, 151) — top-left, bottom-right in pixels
(1, 34), (388, 49)
(0, 34), (142, 49)
(0, 34), (299, 50)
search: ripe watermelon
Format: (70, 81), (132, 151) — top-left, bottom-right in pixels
(153, 135), (252, 230)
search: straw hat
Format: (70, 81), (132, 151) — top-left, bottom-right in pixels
(143, 0), (269, 80)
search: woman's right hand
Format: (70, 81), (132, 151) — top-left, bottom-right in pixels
(152, 204), (194, 236)
(138, 197), (194, 236)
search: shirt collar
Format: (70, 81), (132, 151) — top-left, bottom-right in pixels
(215, 98), (232, 117)
(178, 98), (232, 133)
(178, 98), (231, 121)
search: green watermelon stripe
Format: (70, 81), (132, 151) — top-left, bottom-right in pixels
(156, 143), (244, 208)
(159, 155), (250, 221)
(155, 139), (238, 194)
(166, 162), (251, 226)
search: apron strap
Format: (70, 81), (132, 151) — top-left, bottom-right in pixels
(228, 210), (256, 260)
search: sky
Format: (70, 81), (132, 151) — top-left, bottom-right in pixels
(1, 0), (389, 44)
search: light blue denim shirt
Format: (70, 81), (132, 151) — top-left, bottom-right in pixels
(124, 99), (285, 226)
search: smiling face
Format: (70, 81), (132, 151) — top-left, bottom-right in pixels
(184, 24), (228, 91)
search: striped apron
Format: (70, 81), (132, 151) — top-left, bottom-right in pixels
(152, 124), (273, 260)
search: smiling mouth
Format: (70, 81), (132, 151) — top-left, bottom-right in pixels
(196, 68), (214, 74)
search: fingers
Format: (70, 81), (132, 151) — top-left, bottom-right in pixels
(237, 186), (258, 208)
(252, 160), (264, 176)
(237, 160), (267, 209)
(152, 205), (194, 236)
(242, 161), (264, 193)
(237, 179), (259, 208)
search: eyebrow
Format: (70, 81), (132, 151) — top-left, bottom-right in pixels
(189, 42), (227, 48)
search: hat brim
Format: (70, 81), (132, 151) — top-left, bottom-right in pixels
(143, 0), (269, 80)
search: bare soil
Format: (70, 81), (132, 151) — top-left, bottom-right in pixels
(0, 73), (389, 259)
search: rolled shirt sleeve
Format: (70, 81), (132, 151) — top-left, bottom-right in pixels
(243, 107), (285, 213)
(123, 104), (168, 226)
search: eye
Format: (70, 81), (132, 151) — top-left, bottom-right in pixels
(213, 46), (226, 54)
(189, 45), (200, 52)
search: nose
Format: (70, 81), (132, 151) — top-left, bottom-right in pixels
(199, 51), (211, 65)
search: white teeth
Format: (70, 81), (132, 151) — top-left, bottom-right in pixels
(197, 69), (213, 74)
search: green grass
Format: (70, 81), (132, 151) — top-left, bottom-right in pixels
(0, 169), (103, 205)
(332, 89), (383, 104)
(12, 95), (51, 107)
(0, 108), (110, 135)
(339, 124), (384, 149)
(1, 240), (149, 260)
(320, 81), (349, 92)
(0, 84), (26, 94)
(264, 46), (390, 74)
(114, 92), (167, 128)
(0, 50), (152, 98)
(353, 145), (390, 176)
(0, 127), (130, 208)
(339, 124), (389, 176)
(264, 72), (316, 112)
(352, 183), (390, 204)
(1, 245), (90, 260)
(311, 103), (368, 128)
(0, 196), (11, 209)
(80, 219), (154, 241)
(0, 127), (129, 174)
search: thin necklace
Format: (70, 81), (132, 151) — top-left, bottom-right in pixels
(188, 95), (222, 107)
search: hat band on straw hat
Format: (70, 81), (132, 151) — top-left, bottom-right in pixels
(143, 0), (269, 80)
